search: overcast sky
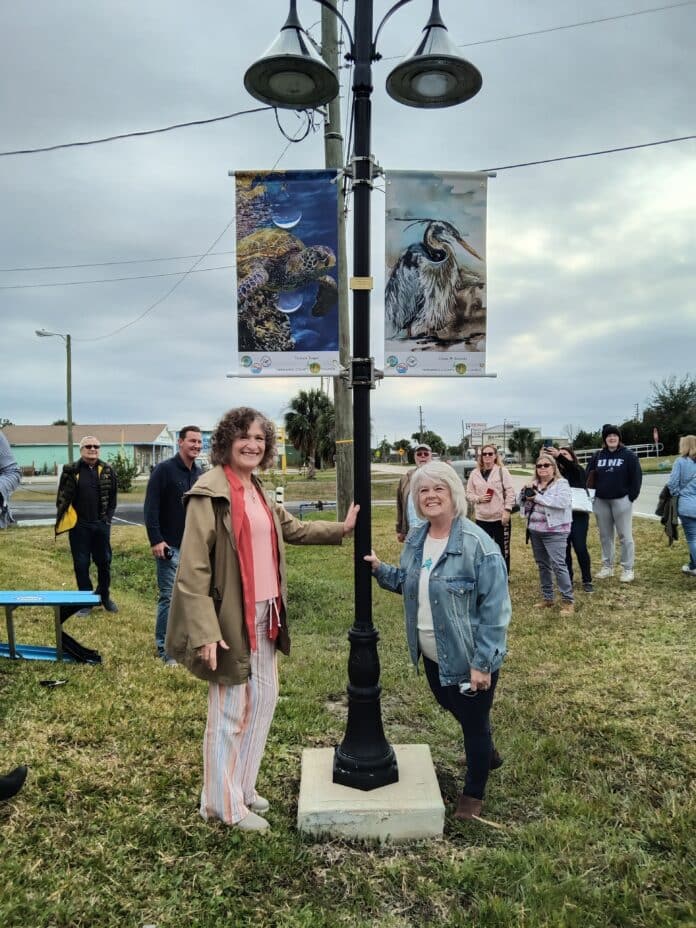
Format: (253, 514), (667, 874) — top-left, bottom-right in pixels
(1, 1), (694, 447)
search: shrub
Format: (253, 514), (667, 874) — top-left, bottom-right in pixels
(108, 450), (139, 492)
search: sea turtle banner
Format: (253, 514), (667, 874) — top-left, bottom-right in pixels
(384, 171), (488, 377)
(231, 169), (340, 377)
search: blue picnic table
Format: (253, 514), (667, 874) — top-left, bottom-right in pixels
(0, 590), (100, 662)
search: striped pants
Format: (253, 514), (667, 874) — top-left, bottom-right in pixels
(200, 602), (279, 824)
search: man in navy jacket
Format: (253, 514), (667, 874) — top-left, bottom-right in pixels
(586, 424), (642, 583)
(144, 426), (202, 664)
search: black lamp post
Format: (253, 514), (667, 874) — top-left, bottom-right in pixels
(245, 0), (481, 790)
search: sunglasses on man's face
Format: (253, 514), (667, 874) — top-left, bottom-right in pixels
(83, 445), (100, 450)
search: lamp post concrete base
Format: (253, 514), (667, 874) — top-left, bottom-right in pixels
(297, 744), (444, 843)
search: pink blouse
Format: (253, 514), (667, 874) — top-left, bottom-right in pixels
(244, 489), (279, 602)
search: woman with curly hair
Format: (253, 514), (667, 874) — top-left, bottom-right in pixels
(166, 407), (358, 833)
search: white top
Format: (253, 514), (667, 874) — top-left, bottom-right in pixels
(417, 533), (448, 663)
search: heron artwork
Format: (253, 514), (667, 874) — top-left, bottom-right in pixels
(385, 219), (484, 342)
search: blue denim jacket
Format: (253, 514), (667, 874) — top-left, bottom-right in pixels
(374, 517), (511, 686)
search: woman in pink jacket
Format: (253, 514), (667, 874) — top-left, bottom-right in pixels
(465, 445), (516, 573)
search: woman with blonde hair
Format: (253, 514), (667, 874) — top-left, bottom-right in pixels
(519, 454), (574, 614)
(465, 445), (516, 573)
(666, 435), (696, 576)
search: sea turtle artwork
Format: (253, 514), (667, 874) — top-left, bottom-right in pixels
(237, 228), (337, 317)
(235, 171), (339, 354)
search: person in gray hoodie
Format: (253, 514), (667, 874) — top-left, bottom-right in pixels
(586, 424), (642, 583)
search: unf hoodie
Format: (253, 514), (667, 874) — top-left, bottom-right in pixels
(587, 445), (642, 502)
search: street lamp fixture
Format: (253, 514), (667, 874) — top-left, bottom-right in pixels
(245, 0), (481, 791)
(35, 328), (74, 464)
(244, 0), (339, 110)
(385, 0), (482, 108)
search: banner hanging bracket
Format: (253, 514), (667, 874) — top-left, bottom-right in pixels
(343, 357), (382, 389)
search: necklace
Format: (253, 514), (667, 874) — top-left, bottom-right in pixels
(245, 485), (257, 503)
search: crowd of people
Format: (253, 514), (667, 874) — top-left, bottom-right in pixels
(2, 418), (695, 827)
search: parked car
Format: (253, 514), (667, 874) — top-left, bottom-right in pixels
(448, 459), (476, 483)
(503, 453), (516, 465)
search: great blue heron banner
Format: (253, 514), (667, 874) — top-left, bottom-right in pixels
(231, 169), (340, 377)
(384, 170), (488, 377)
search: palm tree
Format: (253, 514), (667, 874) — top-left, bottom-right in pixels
(285, 389), (333, 479)
(508, 427), (534, 465)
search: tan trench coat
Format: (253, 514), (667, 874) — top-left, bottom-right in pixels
(165, 466), (344, 685)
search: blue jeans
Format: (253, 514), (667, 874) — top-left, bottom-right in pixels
(155, 546), (179, 659)
(423, 656), (499, 800)
(529, 530), (574, 603)
(680, 514), (696, 569)
(69, 520), (112, 602)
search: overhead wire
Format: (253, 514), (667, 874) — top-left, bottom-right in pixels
(3, 2), (692, 158)
(0, 106), (273, 157)
(74, 122), (312, 342)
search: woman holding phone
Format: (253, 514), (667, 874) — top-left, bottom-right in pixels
(465, 445), (516, 573)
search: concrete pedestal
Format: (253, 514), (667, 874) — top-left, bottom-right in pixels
(297, 743), (444, 843)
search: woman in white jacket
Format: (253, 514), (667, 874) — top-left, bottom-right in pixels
(519, 454), (574, 614)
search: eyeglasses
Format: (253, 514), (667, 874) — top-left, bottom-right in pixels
(83, 445), (100, 450)
(536, 463), (552, 468)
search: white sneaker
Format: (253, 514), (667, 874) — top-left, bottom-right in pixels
(595, 566), (614, 579)
(249, 795), (270, 813)
(235, 811), (270, 833)
(682, 564), (696, 576)
(620, 569), (634, 583)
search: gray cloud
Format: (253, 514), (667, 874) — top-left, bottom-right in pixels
(1, 0), (695, 444)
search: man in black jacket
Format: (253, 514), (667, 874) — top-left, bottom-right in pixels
(144, 426), (202, 664)
(586, 424), (642, 583)
(55, 436), (118, 614)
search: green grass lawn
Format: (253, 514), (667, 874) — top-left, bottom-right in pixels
(0, 511), (694, 927)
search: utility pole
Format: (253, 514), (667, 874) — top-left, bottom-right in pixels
(418, 405), (425, 443)
(321, 1), (353, 520)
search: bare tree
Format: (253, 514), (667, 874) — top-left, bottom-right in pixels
(563, 424), (580, 445)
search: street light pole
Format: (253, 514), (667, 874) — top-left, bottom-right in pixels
(244, 0), (482, 791)
(35, 329), (73, 463)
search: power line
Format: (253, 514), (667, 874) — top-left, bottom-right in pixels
(4, 132), (693, 288)
(0, 106), (272, 157)
(75, 123), (306, 342)
(379, 1), (696, 61)
(480, 133), (696, 172)
(3, 3), (692, 158)
(0, 251), (236, 273)
(0, 264), (235, 290)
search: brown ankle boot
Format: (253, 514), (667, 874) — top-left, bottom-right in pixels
(455, 794), (483, 820)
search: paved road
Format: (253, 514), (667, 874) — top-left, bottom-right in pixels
(11, 470), (668, 526)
